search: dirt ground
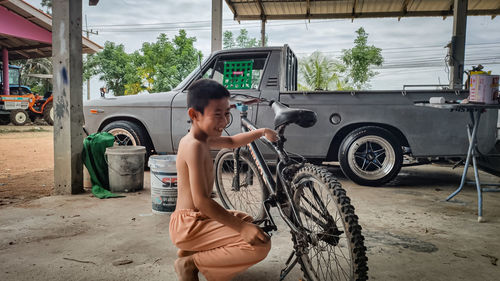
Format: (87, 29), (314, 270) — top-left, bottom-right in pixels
(0, 125), (54, 207)
(1, 127), (499, 281)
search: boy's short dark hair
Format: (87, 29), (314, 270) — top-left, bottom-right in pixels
(187, 79), (230, 114)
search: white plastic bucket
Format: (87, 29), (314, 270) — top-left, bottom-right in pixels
(105, 146), (146, 193)
(148, 155), (177, 214)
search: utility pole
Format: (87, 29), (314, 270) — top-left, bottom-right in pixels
(83, 14), (98, 100)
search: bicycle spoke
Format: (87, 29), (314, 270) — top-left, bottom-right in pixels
(308, 183), (335, 224)
(298, 206), (328, 229)
(300, 193), (323, 219)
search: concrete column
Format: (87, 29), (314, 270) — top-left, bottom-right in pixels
(450, 0), (468, 89)
(211, 0), (222, 53)
(261, 20), (266, 47)
(52, 0), (84, 194)
(2, 48), (9, 95)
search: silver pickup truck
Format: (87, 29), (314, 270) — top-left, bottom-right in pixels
(84, 45), (499, 186)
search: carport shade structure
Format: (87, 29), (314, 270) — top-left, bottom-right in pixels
(220, 0), (500, 89)
(0, 0), (101, 94)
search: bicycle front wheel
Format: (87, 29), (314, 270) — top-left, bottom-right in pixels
(214, 148), (268, 221)
(291, 164), (368, 281)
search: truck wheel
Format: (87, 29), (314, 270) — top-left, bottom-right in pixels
(339, 126), (403, 186)
(10, 110), (29, 126)
(43, 101), (54, 125)
(102, 120), (153, 164)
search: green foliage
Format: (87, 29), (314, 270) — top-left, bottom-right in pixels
(341, 27), (383, 90)
(223, 29), (267, 49)
(84, 42), (135, 96)
(13, 58), (53, 95)
(84, 30), (202, 96)
(40, 0), (52, 14)
(298, 51), (348, 91)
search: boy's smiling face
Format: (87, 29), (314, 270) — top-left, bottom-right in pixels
(191, 97), (231, 138)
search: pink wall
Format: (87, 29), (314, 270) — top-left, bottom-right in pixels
(0, 6), (51, 44)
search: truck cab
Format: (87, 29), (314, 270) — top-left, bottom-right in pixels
(0, 64), (32, 95)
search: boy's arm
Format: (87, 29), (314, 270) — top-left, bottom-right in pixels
(186, 142), (269, 244)
(208, 128), (278, 149)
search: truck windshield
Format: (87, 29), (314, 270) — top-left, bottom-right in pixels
(173, 65), (201, 91)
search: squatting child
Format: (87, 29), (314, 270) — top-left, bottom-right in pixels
(169, 79), (278, 281)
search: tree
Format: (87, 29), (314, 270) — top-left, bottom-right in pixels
(84, 42), (136, 96)
(131, 30), (202, 94)
(84, 30), (203, 96)
(223, 29), (267, 49)
(40, 0), (52, 14)
(340, 27), (383, 90)
(298, 51), (348, 91)
(14, 58), (53, 95)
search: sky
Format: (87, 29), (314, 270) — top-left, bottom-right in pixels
(26, 0), (500, 99)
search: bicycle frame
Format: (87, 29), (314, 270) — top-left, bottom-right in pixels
(233, 103), (305, 235)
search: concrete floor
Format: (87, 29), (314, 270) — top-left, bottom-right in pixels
(1, 164), (499, 281)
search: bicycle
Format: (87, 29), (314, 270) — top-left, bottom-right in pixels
(214, 96), (368, 281)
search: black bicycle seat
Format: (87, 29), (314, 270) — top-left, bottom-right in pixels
(270, 101), (317, 129)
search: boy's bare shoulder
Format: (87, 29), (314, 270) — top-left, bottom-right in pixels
(178, 134), (207, 161)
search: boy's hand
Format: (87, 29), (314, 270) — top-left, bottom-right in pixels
(262, 128), (278, 142)
(240, 222), (270, 245)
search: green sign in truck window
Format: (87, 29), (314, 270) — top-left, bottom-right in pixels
(223, 60), (254, 89)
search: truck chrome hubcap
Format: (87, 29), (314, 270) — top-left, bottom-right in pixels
(108, 128), (137, 146)
(348, 136), (395, 180)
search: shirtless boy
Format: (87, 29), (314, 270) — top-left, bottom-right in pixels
(169, 79), (278, 281)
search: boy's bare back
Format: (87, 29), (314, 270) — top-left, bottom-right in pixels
(175, 133), (213, 211)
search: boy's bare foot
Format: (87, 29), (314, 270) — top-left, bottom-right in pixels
(177, 249), (198, 257)
(174, 256), (199, 281)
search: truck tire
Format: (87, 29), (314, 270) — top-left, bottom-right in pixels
(102, 120), (153, 163)
(43, 101), (54, 125)
(10, 110), (29, 126)
(339, 126), (403, 186)
(0, 116), (10, 125)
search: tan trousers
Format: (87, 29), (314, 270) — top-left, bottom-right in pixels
(169, 209), (271, 281)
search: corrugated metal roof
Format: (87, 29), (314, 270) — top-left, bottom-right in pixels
(225, 0), (500, 20)
(0, 0), (102, 60)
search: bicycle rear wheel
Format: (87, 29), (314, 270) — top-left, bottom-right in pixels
(291, 164), (368, 281)
(214, 148), (268, 221)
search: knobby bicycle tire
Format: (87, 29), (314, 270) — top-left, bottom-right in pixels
(291, 164), (368, 281)
(214, 148), (268, 221)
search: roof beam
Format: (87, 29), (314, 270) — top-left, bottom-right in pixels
(306, 0), (310, 20)
(8, 43), (51, 51)
(14, 50), (29, 58)
(399, 0), (411, 20)
(33, 48), (45, 56)
(256, 0), (265, 20)
(224, 0), (238, 20)
(234, 9), (500, 20)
